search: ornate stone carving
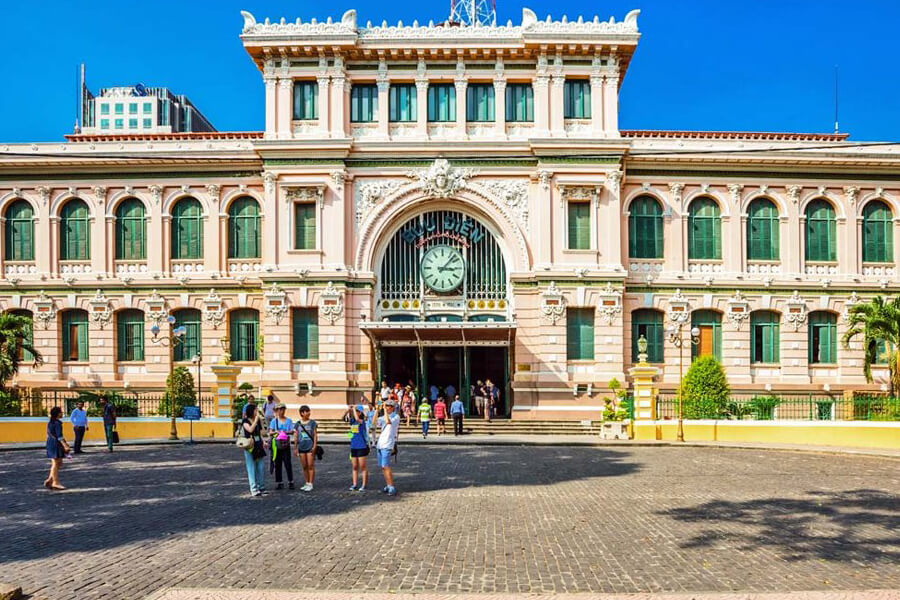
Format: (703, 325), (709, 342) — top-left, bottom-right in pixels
(668, 183), (685, 208)
(842, 291), (860, 322)
(206, 184), (221, 201)
(727, 184), (743, 206)
(88, 290), (113, 329)
(355, 180), (405, 225)
(784, 290), (807, 332)
(785, 185), (802, 205)
(726, 290), (750, 330)
(479, 180), (528, 230)
(36, 186), (51, 202)
(263, 283), (289, 325)
(540, 281), (566, 325)
(32, 291), (56, 330)
(330, 170), (346, 191)
(666, 289), (690, 324)
(144, 289), (168, 326)
(605, 170), (623, 196)
(597, 282), (623, 325)
(319, 281), (344, 324)
(407, 159), (477, 199)
(148, 185), (163, 206)
(263, 171), (277, 195)
(92, 186), (107, 200)
(202, 288), (226, 329)
(844, 185), (860, 207)
(537, 170), (552, 190)
(285, 185), (324, 203)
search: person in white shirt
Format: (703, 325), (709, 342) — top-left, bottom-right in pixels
(69, 401), (89, 454)
(375, 399), (400, 496)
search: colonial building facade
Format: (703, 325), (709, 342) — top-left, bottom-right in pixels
(1, 7), (898, 418)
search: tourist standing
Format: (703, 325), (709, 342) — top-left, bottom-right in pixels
(375, 399), (400, 496)
(100, 396), (116, 452)
(348, 404), (369, 492)
(263, 395), (277, 422)
(44, 406), (69, 491)
(269, 403), (295, 490)
(486, 380), (500, 420)
(418, 397), (432, 438)
(294, 405), (318, 492)
(380, 381), (390, 405)
(69, 400), (88, 454)
(429, 384), (439, 404)
(445, 383), (457, 404)
(241, 403), (267, 497)
(366, 397), (378, 447)
(473, 380), (485, 418)
(433, 395), (448, 435)
(450, 394), (465, 436)
(401, 387), (414, 427)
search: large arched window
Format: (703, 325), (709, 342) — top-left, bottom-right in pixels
(172, 308), (202, 362)
(628, 196), (663, 259)
(230, 309), (259, 362)
(747, 198), (779, 261)
(691, 310), (722, 360)
(227, 197), (261, 259)
(808, 311), (837, 364)
(688, 197), (721, 260)
(4, 200), (34, 261)
(862, 200), (893, 263)
(116, 309), (145, 362)
(61, 309), (89, 362)
(631, 309), (664, 363)
(8, 309), (34, 362)
(171, 197), (203, 260)
(115, 198), (146, 260)
(750, 310), (780, 364)
(805, 200), (837, 262)
(60, 199), (90, 261)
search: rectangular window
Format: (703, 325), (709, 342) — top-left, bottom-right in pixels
(564, 80), (591, 119)
(631, 314), (664, 363)
(567, 201), (591, 250)
(143, 102), (153, 113)
(350, 84), (378, 123)
(114, 103), (123, 115)
(427, 84), (456, 122)
(294, 203), (316, 250)
(100, 104), (109, 115)
(292, 81), (318, 120)
(142, 118), (152, 128)
(128, 118), (138, 129)
(566, 308), (595, 360)
(809, 314), (837, 364)
(230, 313), (259, 362)
(114, 119), (123, 129)
(100, 119), (109, 129)
(389, 84), (417, 122)
(466, 84), (495, 122)
(117, 315), (144, 362)
(292, 308), (319, 360)
(128, 103), (138, 114)
(61, 312), (89, 362)
(751, 320), (780, 363)
(505, 83), (534, 122)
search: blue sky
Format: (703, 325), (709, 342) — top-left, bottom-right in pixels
(2, 0), (899, 142)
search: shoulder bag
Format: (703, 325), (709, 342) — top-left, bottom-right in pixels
(298, 421), (324, 460)
(236, 422), (255, 451)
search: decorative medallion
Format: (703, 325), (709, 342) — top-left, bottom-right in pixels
(597, 282), (623, 325)
(726, 290), (750, 330)
(784, 290), (807, 332)
(145, 290), (168, 326)
(842, 291), (860, 322)
(408, 159), (476, 199)
(202, 288), (226, 329)
(540, 281), (566, 325)
(319, 281), (344, 324)
(666, 289), (690, 324)
(355, 180), (405, 225)
(32, 291), (56, 330)
(264, 283), (289, 325)
(88, 290), (112, 329)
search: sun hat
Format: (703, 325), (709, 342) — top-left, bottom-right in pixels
(275, 403), (287, 410)
(385, 399), (396, 407)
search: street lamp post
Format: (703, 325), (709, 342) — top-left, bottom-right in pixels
(192, 353), (202, 416)
(665, 324), (701, 442)
(150, 316), (187, 441)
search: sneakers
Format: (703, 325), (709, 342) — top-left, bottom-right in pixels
(357, 486), (366, 492)
(276, 483), (284, 490)
(288, 482), (295, 490)
(387, 486), (397, 496)
(301, 483), (313, 492)
(349, 484), (359, 491)
(381, 486), (389, 493)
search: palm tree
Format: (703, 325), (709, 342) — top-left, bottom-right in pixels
(842, 296), (900, 395)
(0, 312), (43, 388)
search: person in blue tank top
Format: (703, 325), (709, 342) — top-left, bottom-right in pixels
(348, 403), (369, 492)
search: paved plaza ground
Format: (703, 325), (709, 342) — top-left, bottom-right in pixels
(1, 444), (898, 600)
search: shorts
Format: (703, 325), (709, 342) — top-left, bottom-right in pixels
(377, 447), (393, 468)
(437, 418), (446, 425)
(350, 447), (370, 458)
(298, 445), (313, 454)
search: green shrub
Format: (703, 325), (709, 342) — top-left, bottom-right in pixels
(80, 390), (138, 417)
(232, 382), (256, 428)
(724, 401), (753, 420)
(0, 390), (21, 416)
(749, 394), (780, 420)
(158, 367), (196, 417)
(679, 355), (730, 419)
(603, 378), (629, 421)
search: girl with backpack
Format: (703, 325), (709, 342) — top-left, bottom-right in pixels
(348, 404), (369, 492)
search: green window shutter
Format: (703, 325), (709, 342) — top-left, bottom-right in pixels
(117, 310), (144, 362)
(563, 80), (591, 119)
(750, 311), (780, 363)
(862, 201), (892, 263)
(567, 308), (594, 360)
(60, 199), (90, 261)
(350, 84), (378, 123)
(688, 198), (721, 260)
(292, 308), (319, 359)
(568, 201), (590, 250)
(294, 203), (316, 250)
(809, 312), (837, 364)
(292, 81), (318, 120)
(747, 199), (779, 261)
(172, 198), (203, 260)
(427, 84), (456, 122)
(806, 200), (836, 262)
(61, 310), (89, 361)
(505, 84), (533, 122)
(173, 309), (202, 362)
(466, 84), (495, 122)
(389, 84), (417, 122)
(228, 197), (261, 259)
(631, 309), (664, 362)
(115, 199), (146, 260)
(4, 200), (34, 261)
(230, 309), (259, 362)
(628, 196), (663, 259)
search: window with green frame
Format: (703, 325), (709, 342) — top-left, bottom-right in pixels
(350, 84), (378, 122)
(116, 309), (145, 362)
(747, 198), (780, 261)
(567, 201), (590, 250)
(566, 307), (595, 360)
(862, 200), (893, 263)
(427, 84), (456, 122)
(563, 80), (591, 118)
(691, 310), (722, 361)
(389, 84), (417, 122)
(292, 81), (318, 120)
(114, 198), (146, 260)
(171, 197), (203, 259)
(227, 197), (261, 259)
(466, 83), (495, 122)
(631, 309), (664, 363)
(61, 309), (89, 362)
(294, 202), (316, 250)
(809, 311), (837, 364)
(688, 197), (722, 260)
(9, 309), (34, 362)
(805, 199), (837, 262)
(4, 200), (34, 261)
(292, 308), (319, 359)
(505, 83), (533, 122)
(229, 309), (259, 362)
(750, 311), (780, 364)
(872, 339), (893, 365)
(628, 196), (663, 259)
(172, 308), (201, 362)
(59, 199), (90, 261)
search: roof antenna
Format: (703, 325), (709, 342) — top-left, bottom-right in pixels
(833, 64), (839, 135)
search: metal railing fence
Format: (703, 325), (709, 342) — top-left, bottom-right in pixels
(0, 389), (215, 419)
(655, 392), (900, 422)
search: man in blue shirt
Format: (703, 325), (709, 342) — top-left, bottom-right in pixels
(450, 394), (465, 436)
(70, 401), (88, 454)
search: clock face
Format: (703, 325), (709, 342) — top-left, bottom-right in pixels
(421, 245), (465, 293)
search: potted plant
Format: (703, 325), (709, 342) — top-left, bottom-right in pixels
(599, 378), (630, 439)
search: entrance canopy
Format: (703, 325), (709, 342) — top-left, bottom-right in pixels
(360, 320), (515, 347)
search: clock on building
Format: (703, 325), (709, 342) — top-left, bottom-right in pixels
(421, 244), (465, 293)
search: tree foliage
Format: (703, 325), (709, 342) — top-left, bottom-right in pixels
(842, 295), (900, 395)
(0, 313), (42, 389)
(161, 366), (196, 417)
(679, 355), (730, 419)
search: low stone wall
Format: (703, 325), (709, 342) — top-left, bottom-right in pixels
(0, 417), (234, 444)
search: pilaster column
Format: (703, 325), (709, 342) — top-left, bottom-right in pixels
(204, 185), (221, 275)
(893, 218), (900, 281)
(147, 186), (163, 275)
(104, 217), (114, 275)
(590, 74), (604, 137)
(262, 173), (278, 267)
(376, 60), (389, 139)
(264, 58), (278, 139)
(330, 65), (348, 138)
(454, 78), (468, 139)
(34, 188), (52, 277)
(91, 208), (105, 275)
(550, 55), (565, 137)
(415, 79), (429, 138)
(666, 183), (685, 274)
(843, 186), (860, 276)
(493, 77), (507, 138)
(603, 75), (620, 136)
(534, 54), (550, 137)
(724, 184), (743, 274)
(605, 171), (623, 267)
(317, 74), (331, 136)
(277, 78), (293, 139)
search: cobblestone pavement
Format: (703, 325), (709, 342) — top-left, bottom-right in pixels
(1, 445), (898, 600)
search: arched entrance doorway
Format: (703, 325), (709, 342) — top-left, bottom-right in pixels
(363, 208), (514, 417)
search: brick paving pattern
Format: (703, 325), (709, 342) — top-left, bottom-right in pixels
(1, 445), (898, 600)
